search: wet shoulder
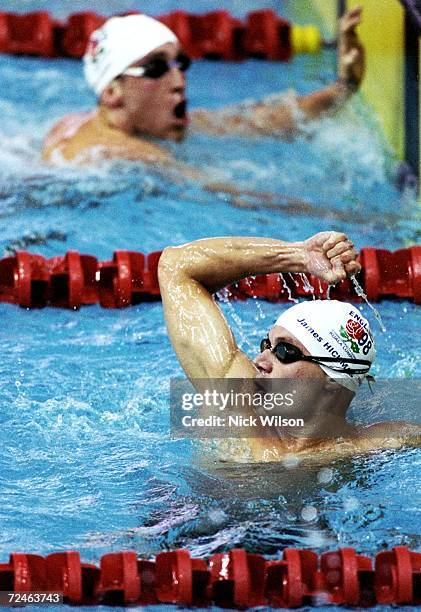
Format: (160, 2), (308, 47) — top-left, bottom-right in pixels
(43, 112), (94, 150)
(43, 113), (172, 165)
(42, 112), (95, 162)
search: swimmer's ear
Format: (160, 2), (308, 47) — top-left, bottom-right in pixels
(100, 80), (124, 109)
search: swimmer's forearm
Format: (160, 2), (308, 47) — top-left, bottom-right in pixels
(297, 81), (353, 119)
(159, 237), (306, 292)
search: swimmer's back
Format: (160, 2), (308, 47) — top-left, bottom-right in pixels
(42, 111), (172, 165)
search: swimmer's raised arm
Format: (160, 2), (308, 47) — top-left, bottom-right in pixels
(191, 7), (365, 137)
(158, 231), (359, 380)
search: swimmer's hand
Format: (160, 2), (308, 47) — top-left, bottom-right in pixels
(338, 6), (365, 92)
(303, 231), (360, 284)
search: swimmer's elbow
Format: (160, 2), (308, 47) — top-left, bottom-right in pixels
(158, 246), (183, 282)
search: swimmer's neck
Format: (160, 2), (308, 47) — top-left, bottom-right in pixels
(95, 105), (145, 139)
(252, 390), (356, 459)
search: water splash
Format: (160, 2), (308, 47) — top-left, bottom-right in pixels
(279, 273), (298, 303)
(242, 277), (267, 320)
(351, 276), (387, 332)
(298, 273), (316, 300)
(326, 284), (334, 300)
(217, 288), (256, 351)
(287, 272), (300, 288)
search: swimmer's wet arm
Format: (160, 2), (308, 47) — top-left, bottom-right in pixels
(158, 238), (306, 378)
(362, 422), (421, 450)
(192, 8), (364, 136)
(158, 233), (359, 379)
(295, 7), (365, 120)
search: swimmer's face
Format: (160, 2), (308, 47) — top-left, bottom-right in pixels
(253, 325), (327, 380)
(119, 42), (188, 141)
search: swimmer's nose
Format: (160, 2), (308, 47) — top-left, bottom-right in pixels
(169, 65), (186, 93)
(253, 352), (274, 374)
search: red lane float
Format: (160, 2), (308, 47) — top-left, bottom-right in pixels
(0, 547), (419, 607)
(0, 10), (321, 60)
(58, 12), (106, 58)
(0, 11), (55, 57)
(160, 10), (243, 60)
(48, 251), (98, 308)
(0, 246), (420, 309)
(375, 546), (421, 605)
(360, 246), (421, 303)
(243, 10), (292, 60)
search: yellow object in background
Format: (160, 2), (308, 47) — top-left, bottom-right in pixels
(291, 25), (322, 54)
(347, 0), (406, 162)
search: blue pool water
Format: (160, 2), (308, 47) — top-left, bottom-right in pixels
(0, 0), (420, 609)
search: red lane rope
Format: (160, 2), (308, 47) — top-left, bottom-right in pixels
(0, 10), (297, 61)
(0, 547), (419, 606)
(0, 246), (420, 309)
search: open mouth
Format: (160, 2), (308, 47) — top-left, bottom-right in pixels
(173, 100), (187, 120)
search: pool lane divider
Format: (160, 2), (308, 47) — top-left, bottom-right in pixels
(0, 546), (419, 606)
(0, 10), (322, 60)
(0, 247), (420, 309)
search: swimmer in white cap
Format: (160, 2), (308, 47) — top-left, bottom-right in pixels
(159, 230), (420, 461)
(42, 8), (365, 166)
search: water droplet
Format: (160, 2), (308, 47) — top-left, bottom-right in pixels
(344, 496), (359, 511)
(208, 509), (227, 525)
(317, 467), (334, 484)
(301, 505), (317, 522)
(282, 454), (300, 468)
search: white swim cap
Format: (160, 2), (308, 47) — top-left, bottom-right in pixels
(275, 300), (376, 393)
(83, 15), (178, 95)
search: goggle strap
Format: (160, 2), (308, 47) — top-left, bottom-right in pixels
(301, 355), (371, 367)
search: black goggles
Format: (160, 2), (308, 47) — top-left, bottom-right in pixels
(260, 339), (372, 376)
(122, 53), (191, 79)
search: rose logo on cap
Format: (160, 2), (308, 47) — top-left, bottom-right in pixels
(86, 31), (106, 64)
(340, 319), (373, 355)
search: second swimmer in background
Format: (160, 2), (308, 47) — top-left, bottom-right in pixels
(43, 7), (365, 167)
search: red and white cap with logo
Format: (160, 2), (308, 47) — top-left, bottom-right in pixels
(275, 300), (376, 393)
(83, 14), (178, 95)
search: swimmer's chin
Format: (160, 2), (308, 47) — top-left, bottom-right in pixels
(168, 126), (188, 142)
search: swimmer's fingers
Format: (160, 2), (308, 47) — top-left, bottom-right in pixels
(338, 6), (364, 89)
(325, 238), (354, 259)
(330, 256), (347, 283)
(322, 232), (347, 251)
(344, 260), (361, 277)
(338, 248), (359, 265)
(339, 6), (362, 35)
(339, 248), (361, 277)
